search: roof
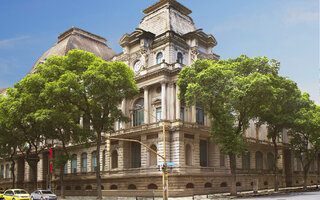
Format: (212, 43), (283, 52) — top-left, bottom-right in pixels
(143, 0), (192, 16)
(30, 27), (116, 74)
(0, 88), (7, 96)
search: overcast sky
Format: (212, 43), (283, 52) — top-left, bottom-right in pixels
(0, 0), (319, 104)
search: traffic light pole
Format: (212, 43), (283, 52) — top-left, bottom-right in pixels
(107, 121), (168, 200)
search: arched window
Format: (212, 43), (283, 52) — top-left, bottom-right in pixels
(71, 154), (77, 173)
(177, 52), (183, 64)
(81, 153), (87, 173)
(156, 52), (163, 64)
(242, 151), (251, 169)
(133, 98), (144, 126)
(185, 144), (192, 166)
(204, 182), (212, 188)
(186, 183), (194, 188)
(255, 151), (263, 170)
(91, 151), (97, 172)
(220, 150), (225, 167)
(196, 101), (204, 125)
(220, 182), (227, 187)
(85, 185), (92, 190)
(267, 152), (275, 170)
(236, 182), (242, 187)
(5, 164), (9, 178)
(110, 185), (118, 190)
(148, 184), (158, 189)
(128, 184), (137, 190)
(111, 150), (118, 169)
(102, 150), (106, 171)
(149, 145), (157, 166)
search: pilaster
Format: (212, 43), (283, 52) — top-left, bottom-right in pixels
(144, 87), (149, 124)
(175, 84), (181, 120)
(141, 135), (148, 167)
(161, 82), (167, 120)
(169, 82), (175, 120)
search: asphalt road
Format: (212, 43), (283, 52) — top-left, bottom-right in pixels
(235, 191), (320, 200)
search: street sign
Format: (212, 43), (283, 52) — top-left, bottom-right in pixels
(167, 162), (175, 166)
(159, 162), (175, 166)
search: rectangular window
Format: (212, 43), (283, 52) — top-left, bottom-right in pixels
(134, 110), (144, 126)
(196, 108), (204, 125)
(200, 140), (208, 167)
(118, 121), (122, 130)
(156, 107), (162, 122)
(297, 158), (301, 171)
(242, 152), (251, 170)
(131, 142), (141, 168)
(180, 107), (184, 121)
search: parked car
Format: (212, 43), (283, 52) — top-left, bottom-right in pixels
(0, 190), (5, 200)
(30, 190), (57, 200)
(3, 189), (31, 200)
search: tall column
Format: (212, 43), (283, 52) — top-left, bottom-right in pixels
(161, 82), (167, 120)
(144, 87), (149, 124)
(191, 105), (196, 123)
(169, 83), (175, 120)
(175, 84), (181, 120)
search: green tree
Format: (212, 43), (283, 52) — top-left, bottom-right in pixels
(255, 74), (301, 191)
(289, 94), (320, 190)
(0, 96), (20, 188)
(178, 55), (279, 195)
(37, 50), (139, 199)
(1, 74), (51, 190)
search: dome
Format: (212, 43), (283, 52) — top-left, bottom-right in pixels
(30, 27), (116, 73)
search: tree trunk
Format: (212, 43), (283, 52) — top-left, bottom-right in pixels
(303, 169), (308, 190)
(229, 153), (237, 196)
(11, 160), (15, 189)
(96, 131), (102, 200)
(27, 160), (39, 191)
(272, 138), (279, 191)
(60, 166), (65, 199)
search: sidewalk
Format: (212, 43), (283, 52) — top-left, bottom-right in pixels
(58, 185), (320, 200)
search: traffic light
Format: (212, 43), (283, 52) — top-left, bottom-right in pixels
(162, 164), (167, 171)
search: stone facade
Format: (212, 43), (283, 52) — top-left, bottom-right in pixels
(0, 0), (319, 197)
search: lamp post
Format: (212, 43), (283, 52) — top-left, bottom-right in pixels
(106, 121), (169, 200)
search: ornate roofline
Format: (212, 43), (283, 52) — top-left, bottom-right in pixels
(142, 0), (192, 16)
(58, 26), (107, 44)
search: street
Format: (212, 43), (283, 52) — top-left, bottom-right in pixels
(235, 191), (320, 200)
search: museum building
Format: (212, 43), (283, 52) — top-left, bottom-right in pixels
(0, 0), (319, 197)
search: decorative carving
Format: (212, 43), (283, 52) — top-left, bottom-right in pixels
(191, 46), (199, 62)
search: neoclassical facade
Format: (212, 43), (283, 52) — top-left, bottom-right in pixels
(0, 0), (319, 197)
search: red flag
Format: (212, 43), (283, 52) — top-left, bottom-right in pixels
(49, 148), (53, 172)
(49, 148), (53, 159)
